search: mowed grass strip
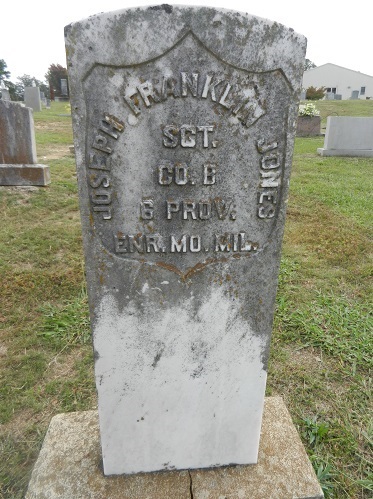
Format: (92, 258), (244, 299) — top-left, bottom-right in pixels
(0, 103), (95, 498)
(0, 101), (372, 498)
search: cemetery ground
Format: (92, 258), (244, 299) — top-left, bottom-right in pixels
(0, 101), (371, 498)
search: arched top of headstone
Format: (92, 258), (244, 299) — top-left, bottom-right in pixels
(65, 5), (306, 93)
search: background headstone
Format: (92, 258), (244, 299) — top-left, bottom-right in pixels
(0, 100), (37, 164)
(60, 78), (68, 96)
(297, 116), (321, 136)
(318, 116), (373, 157)
(65, 5), (306, 476)
(0, 100), (50, 185)
(0, 81), (11, 101)
(40, 91), (47, 107)
(24, 86), (42, 112)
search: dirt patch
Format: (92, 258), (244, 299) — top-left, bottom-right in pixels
(46, 348), (85, 381)
(35, 122), (71, 132)
(0, 342), (8, 356)
(38, 145), (74, 161)
(0, 186), (38, 194)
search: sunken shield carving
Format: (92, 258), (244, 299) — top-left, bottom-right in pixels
(83, 32), (292, 276)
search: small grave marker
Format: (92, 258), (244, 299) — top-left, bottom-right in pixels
(0, 81), (11, 101)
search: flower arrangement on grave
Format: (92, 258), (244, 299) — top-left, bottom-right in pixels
(298, 102), (320, 117)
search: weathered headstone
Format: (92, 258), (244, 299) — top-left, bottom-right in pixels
(0, 81), (11, 101)
(318, 116), (373, 157)
(65, 5), (306, 476)
(40, 91), (47, 107)
(24, 86), (42, 112)
(60, 78), (68, 96)
(297, 116), (321, 137)
(0, 100), (50, 185)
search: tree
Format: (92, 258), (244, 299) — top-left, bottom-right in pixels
(45, 64), (68, 100)
(306, 86), (326, 100)
(0, 59), (11, 82)
(15, 74), (49, 100)
(17, 74), (42, 88)
(4, 80), (23, 101)
(304, 59), (317, 72)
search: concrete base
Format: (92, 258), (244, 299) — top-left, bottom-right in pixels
(317, 147), (373, 157)
(0, 164), (50, 186)
(25, 397), (323, 499)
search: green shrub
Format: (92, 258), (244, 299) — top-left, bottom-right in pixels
(306, 86), (326, 100)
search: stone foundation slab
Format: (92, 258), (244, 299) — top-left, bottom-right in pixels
(26, 397), (323, 499)
(0, 164), (50, 186)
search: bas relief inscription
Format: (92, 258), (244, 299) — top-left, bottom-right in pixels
(83, 33), (292, 272)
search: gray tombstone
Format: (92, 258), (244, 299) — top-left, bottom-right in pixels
(65, 5), (306, 476)
(24, 86), (42, 112)
(0, 81), (11, 101)
(318, 116), (373, 157)
(0, 100), (50, 185)
(40, 91), (47, 106)
(60, 78), (68, 96)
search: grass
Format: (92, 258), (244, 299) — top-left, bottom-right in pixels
(267, 115), (372, 497)
(0, 100), (372, 497)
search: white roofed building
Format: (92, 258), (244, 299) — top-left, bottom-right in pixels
(303, 63), (373, 100)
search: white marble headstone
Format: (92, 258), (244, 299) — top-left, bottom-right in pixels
(65, 5), (306, 475)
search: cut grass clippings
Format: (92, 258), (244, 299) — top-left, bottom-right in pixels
(0, 101), (372, 498)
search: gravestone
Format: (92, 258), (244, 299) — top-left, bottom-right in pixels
(0, 100), (50, 185)
(40, 91), (47, 106)
(64, 4), (310, 480)
(60, 78), (68, 96)
(297, 116), (321, 137)
(318, 116), (373, 157)
(0, 81), (11, 101)
(24, 85), (42, 112)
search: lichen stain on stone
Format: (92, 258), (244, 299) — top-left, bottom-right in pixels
(149, 4), (173, 14)
(152, 348), (164, 368)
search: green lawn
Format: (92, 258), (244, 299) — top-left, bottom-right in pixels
(0, 101), (372, 498)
